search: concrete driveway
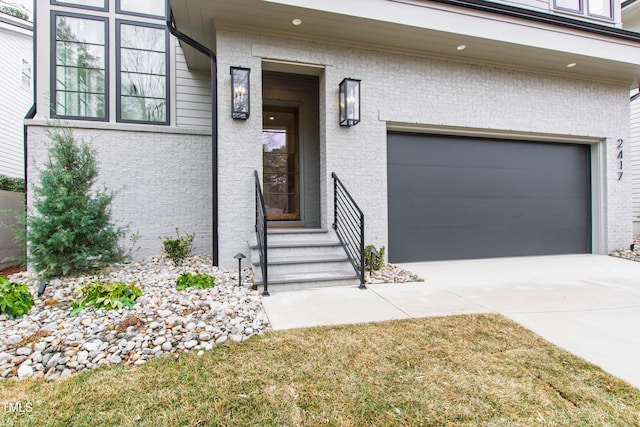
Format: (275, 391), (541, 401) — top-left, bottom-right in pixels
(261, 254), (640, 389)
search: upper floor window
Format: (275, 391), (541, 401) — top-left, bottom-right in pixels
(554, 0), (613, 19)
(49, 1), (170, 125)
(117, 0), (165, 18)
(53, 13), (107, 120)
(117, 22), (168, 124)
(52, 0), (107, 11)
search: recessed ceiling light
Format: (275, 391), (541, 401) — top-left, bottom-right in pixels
(269, 116), (275, 121)
(292, 18), (302, 26)
(457, 44), (466, 51)
(567, 62), (577, 68)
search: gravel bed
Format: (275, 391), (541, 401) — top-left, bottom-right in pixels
(0, 254), (270, 381)
(610, 235), (640, 262)
(365, 264), (424, 284)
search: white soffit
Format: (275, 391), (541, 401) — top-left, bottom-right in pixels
(171, 0), (640, 85)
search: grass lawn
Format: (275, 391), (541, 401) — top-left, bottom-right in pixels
(1, 314), (639, 426)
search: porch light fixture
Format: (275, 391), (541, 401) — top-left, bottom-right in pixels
(230, 66), (250, 119)
(339, 78), (361, 126)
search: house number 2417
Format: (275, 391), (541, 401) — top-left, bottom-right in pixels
(617, 139), (624, 181)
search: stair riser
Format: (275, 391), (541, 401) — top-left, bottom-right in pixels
(264, 278), (361, 292)
(264, 233), (332, 243)
(257, 260), (354, 275)
(251, 245), (346, 259)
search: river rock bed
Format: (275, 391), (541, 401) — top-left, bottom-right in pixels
(0, 254), (270, 381)
(365, 264), (424, 284)
(610, 235), (640, 262)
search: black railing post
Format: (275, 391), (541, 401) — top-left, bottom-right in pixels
(359, 211), (366, 289)
(331, 172), (366, 289)
(254, 171), (269, 296)
(333, 172), (338, 231)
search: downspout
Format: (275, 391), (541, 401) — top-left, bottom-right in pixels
(166, 1), (219, 266)
(24, 1), (37, 265)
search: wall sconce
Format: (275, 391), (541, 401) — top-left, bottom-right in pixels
(339, 78), (361, 126)
(230, 66), (250, 120)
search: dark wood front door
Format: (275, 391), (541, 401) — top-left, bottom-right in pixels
(262, 106), (300, 221)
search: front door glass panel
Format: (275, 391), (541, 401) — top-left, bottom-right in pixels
(262, 107), (299, 220)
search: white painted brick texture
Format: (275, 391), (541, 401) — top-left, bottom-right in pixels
(216, 30), (632, 263)
(26, 124), (212, 261)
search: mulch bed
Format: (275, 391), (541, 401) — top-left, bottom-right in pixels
(0, 264), (26, 276)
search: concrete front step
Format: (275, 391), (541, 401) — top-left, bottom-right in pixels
(254, 270), (360, 292)
(267, 228), (329, 240)
(250, 240), (345, 258)
(251, 227), (362, 292)
(252, 254), (352, 275)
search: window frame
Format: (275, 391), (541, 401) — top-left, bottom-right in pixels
(552, 0), (614, 21)
(115, 19), (170, 125)
(586, 0), (614, 20)
(50, 11), (109, 122)
(116, 0), (166, 20)
(50, 0), (108, 13)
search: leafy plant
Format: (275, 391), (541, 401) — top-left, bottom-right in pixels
(26, 128), (124, 279)
(365, 245), (386, 271)
(0, 174), (25, 192)
(162, 229), (194, 266)
(0, 276), (34, 318)
(176, 273), (215, 290)
(71, 281), (142, 314)
(0, 5), (29, 21)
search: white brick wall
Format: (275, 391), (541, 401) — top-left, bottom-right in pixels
(26, 121), (212, 261)
(215, 30), (632, 266)
(24, 28), (633, 269)
(631, 94), (640, 232)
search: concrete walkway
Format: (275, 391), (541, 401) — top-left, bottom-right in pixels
(261, 254), (640, 389)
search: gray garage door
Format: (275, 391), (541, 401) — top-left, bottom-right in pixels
(387, 132), (591, 263)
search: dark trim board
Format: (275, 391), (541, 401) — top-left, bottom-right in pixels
(387, 132), (592, 263)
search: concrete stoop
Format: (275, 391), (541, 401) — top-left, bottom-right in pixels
(250, 228), (360, 292)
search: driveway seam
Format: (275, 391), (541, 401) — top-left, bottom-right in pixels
(367, 286), (415, 319)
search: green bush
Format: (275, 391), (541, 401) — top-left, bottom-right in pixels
(162, 229), (194, 266)
(176, 273), (215, 290)
(0, 5), (29, 21)
(71, 281), (142, 314)
(0, 276), (34, 318)
(0, 174), (25, 193)
(365, 245), (386, 271)
(26, 128), (124, 279)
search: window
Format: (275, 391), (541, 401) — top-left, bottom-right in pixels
(117, 22), (168, 124)
(117, 0), (165, 18)
(553, 0), (613, 19)
(51, 0), (107, 11)
(21, 59), (31, 89)
(53, 13), (107, 120)
(49, 2), (170, 124)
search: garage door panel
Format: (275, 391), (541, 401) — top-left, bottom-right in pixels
(387, 132), (591, 262)
(388, 162), (587, 199)
(392, 195), (587, 229)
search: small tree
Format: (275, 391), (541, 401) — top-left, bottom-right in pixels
(27, 128), (124, 278)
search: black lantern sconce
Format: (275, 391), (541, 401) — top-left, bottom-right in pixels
(230, 66), (250, 120)
(339, 78), (361, 126)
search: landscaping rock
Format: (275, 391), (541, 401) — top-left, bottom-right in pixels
(1, 254), (269, 381)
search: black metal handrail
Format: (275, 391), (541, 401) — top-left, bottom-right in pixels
(332, 172), (366, 289)
(254, 171), (269, 296)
